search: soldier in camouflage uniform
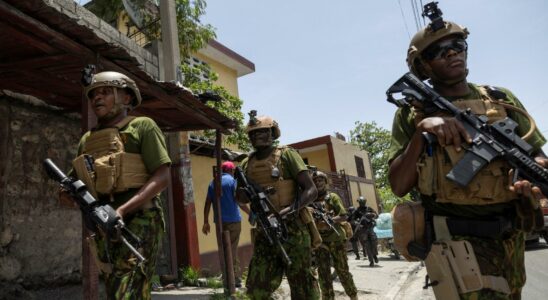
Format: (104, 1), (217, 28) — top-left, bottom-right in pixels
(62, 71), (171, 299)
(239, 112), (320, 300)
(311, 171), (358, 300)
(388, 3), (547, 299)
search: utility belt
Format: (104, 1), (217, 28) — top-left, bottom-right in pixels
(443, 216), (513, 239)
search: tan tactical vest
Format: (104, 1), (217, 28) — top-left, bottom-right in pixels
(72, 116), (150, 198)
(245, 147), (296, 212)
(415, 87), (517, 205)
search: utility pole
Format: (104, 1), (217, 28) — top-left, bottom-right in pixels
(159, 0), (202, 274)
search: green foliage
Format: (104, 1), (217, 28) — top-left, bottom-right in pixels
(87, 0), (249, 150)
(205, 277), (223, 289)
(151, 274), (161, 285)
(179, 266), (200, 286)
(349, 121), (392, 189)
(377, 186), (411, 212)
(349, 121), (412, 212)
(181, 61), (251, 151)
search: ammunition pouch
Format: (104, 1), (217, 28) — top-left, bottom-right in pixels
(424, 240), (510, 299)
(73, 152), (149, 197)
(340, 221), (353, 240)
(392, 201), (426, 261)
(415, 96), (517, 206)
(301, 207), (322, 249)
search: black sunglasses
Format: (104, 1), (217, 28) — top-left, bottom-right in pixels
(422, 39), (468, 61)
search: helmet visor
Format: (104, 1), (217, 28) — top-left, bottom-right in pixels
(421, 38), (467, 61)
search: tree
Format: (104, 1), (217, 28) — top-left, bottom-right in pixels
(349, 121), (409, 211)
(349, 121), (391, 189)
(87, 0), (250, 150)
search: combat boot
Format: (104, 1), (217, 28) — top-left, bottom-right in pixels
(355, 255), (360, 260)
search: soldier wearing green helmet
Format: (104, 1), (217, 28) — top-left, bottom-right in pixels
(62, 70), (171, 299)
(310, 170), (358, 300)
(388, 2), (547, 299)
(239, 111), (320, 299)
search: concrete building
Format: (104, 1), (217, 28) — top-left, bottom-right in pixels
(289, 135), (380, 211)
(86, 0), (256, 276)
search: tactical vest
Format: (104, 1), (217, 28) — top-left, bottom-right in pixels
(72, 116), (150, 198)
(415, 86), (517, 205)
(245, 147), (296, 212)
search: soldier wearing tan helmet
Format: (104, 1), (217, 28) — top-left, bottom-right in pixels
(62, 70), (171, 299)
(239, 110), (320, 299)
(388, 2), (547, 299)
(310, 170), (358, 300)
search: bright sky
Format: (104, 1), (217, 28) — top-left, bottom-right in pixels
(200, 0), (548, 153)
(77, 0), (547, 153)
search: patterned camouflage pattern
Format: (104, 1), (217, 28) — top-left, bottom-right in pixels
(246, 221), (320, 300)
(315, 240), (357, 299)
(459, 231), (525, 300)
(95, 206), (164, 300)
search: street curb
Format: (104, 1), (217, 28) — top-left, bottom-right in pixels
(384, 262), (423, 300)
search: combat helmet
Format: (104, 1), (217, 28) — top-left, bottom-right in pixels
(357, 196), (366, 207)
(84, 71), (142, 109)
(407, 2), (469, 80)
(312, 170), (328, 182)
(245, 110), (281, 139)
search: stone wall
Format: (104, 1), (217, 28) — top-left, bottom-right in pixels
(0, 93), (82, 295)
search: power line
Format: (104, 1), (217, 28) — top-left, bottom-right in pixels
(419, 0), (426, 26)
(410, 0), (420, 31)
(397, 0), (411, 39)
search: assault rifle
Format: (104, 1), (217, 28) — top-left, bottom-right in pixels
(386, 72), (548, 196)
(234, 166), (292, 265)
(353, 211), (376, 234)
(43, 158), (146, 263)
(310, 202), (340, 236)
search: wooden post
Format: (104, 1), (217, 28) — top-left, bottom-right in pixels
(81, 87), (98, 300)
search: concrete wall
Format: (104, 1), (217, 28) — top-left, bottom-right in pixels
(190, 155), (253, 273)
(194, 52), (240, 97)
(0, 94), (82, 289)
(298, 147), (331, 171)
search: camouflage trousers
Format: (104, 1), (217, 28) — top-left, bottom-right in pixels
(95, 207), (164, 300)
(315, 240), (357, 300)
(246, 222), (320, 300)
(455, 231), (525, 300)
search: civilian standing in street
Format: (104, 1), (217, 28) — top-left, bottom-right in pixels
(202, 161), (250, 287)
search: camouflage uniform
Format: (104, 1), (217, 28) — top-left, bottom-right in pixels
(387, 5), (548, 297)
(313, 192), (357, 300)
(241, 147), (319, 300)
(77, 116), (170, 300)
(389, 84), (545, 299)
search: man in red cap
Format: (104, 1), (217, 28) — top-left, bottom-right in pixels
(202, 161), (249, 287)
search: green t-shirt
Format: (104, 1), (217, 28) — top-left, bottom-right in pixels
(240, 146), (308, 180)
(77, 116), (171, 207)
(387, 84), (546, 217)
(317, 192), (347, 242)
